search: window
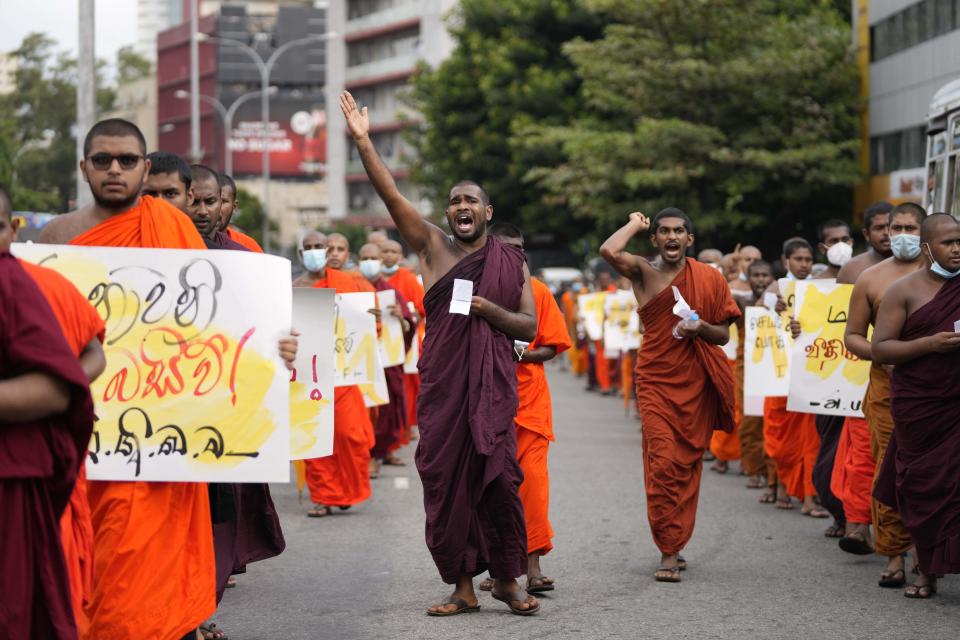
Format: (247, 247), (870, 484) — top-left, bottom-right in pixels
(871, 0), (960, 61)
(870, 126), (927, 174)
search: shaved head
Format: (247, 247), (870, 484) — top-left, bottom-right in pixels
(381, 239), (403, 269)
(359, 242), (382, 260)
(302, 230), (327, 249)
(920, 212), (959, 244)
(367, 230), (388, 246)
(698, 248), (722, 265)
(326, 233), (350, 270)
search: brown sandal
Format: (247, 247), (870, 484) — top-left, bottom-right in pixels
(526, 575), (555, 593)
(491, 589), (540, 615)
(426, 595), (481, 616)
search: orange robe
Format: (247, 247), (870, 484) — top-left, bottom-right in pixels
(386, 267), (425, 436)
(225, 226), (264, 253)
(69, 196), (216, 640)
(20, 260), (105, 635)
(830, 416), (875, 524)
(709, 358), (742, 461)
(636, 259), (740, 555)
(515, 279), (572, 555)
(304, 269), (375, 507)
(763, 397), (820, 499)
(561, 291), (587, 375)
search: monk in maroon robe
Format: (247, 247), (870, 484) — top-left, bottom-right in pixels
(873, 213), (960, 598)
(0, 252), (95, 639)
(357, 243), (417, 465)
(342, 90), (540, 616)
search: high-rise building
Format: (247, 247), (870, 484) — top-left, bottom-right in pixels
(855, 0), (960, 212)
(0, 51), (17, 95)
(326, 0), (457, 224)
(136, 0), (183, 62)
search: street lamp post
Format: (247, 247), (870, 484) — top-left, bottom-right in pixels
(197, 31), (337, 253)
(175, 87), (277, 176)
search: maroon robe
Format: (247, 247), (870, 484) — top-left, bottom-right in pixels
(371, 277), (416, 459)
(415, 235), (528, 583)
(875, 275), (960, 575)
(0, 253), (95, 640)
(203, 238), (286, 602)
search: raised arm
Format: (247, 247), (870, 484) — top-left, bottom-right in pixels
(340, 91), (432, 253)
(599, 212), (652, 281)
(843, 280), (873, 361)
(871, 283), (960, 364)
(471, 263), (537, 342)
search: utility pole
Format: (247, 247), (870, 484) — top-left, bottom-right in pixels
(189, 0), (201, 163)
(76, 0), (96, 208)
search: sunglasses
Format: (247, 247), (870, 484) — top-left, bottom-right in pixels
(87, 153), (143, 171)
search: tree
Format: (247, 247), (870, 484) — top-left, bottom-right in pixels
(406, 0), (605, 244)
(0, 33), (115, 212)
(232, 187), (277, 249)
(524, 0), (861, 257)
(116, 46), (153, 84)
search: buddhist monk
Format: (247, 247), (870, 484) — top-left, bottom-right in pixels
(836, 201), (894, 284)
(560, 278), (587, 375)
(697, 248), (723, 267)
(729, 245), (762, 301)
(368, 229), (389, 246)
(600, 208), (739, 583)
(218, 174), (263, 253)
(0, 249), (95, 640)
(357, 242), (416, 470)
(591, 271), (616, 395)
(293, 231), (376, 518)
(843, 202), (926, 589)
(185, 166), (286, 640)
(2, 188), (105, 634)
(342, 90), (540, 615)
(36, 118), (297, 640)
(872, 212), (960, 598)
(736, 260), (774, 490)
(476, 223), (571, 594)
(382, 238), (425, 441)
(762, 238), (828, 517)
(143, 151), (192, 212)
(807, 219), (854, 537)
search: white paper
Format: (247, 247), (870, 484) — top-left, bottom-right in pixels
(333, 292), (379, 386)
(762, 292), (778, 310)
(377, 289), (406, 367)
(450, 278), (473, 315)
(954, 320), (960, 333)
(290, 288), (335, 460)
(672, 286), (692, 318)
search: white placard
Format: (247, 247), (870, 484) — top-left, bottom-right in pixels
(377, 289), (406, 367)
(290, 288), (335, 460)
(334, 292), (379, 387)
(743, 306), (792, 398)
(450, 278), (473, 315)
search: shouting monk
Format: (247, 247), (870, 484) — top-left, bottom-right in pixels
(342, 91), (540, 616)
(600, 209), (740, 583)
(842, 203), (926, 589)
(37, 119), (296, 640)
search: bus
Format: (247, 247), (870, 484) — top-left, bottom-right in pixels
(924, 77), (960, 217)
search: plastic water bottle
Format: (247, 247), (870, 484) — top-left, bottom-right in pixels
(672, 311), (699, 339)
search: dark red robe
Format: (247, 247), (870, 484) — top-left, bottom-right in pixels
(0, 253), (95, 640)
(370, 277), (415, 459)
(875, 275), (960, 575)
(415, 236), (528, 583)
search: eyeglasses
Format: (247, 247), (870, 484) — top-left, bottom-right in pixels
(87, 153), (143, 171)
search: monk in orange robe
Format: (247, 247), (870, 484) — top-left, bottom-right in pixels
(217, 173), (264, 253)
(36, 120), (301, 640)
(293, 231), (375, 516)
(480, 225), (572, 593)
(600, 208), (739, 583)
(761, 238), (828, 517)
(383, 239), (425, 442)
(709, 358), (741, 470)
(592, 272), (616, 394)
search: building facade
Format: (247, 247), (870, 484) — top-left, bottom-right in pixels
(0, 51), (18, 95)
(326, 0), (457, 225)
(856, 0), (960, 212)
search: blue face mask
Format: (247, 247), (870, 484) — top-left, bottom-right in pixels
(890, 234), (921, 260)
(359, 259), (382, 279)
(926, 245), (960, 279)
(572, 282), (584, 293)
(382, 263), (400, 276)
(302, 248), (326, 272)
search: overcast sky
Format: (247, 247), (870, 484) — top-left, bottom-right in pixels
(1, 0), (138, 70)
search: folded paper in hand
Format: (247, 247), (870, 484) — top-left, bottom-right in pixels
(450, 278), (473, 315)
(672, 286), (693, 319)
(763, 292), (778, 310)
(954, 319), (960, 333)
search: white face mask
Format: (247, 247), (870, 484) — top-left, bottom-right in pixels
(826, 242), (853, 267)
(359, 259), (382, 279)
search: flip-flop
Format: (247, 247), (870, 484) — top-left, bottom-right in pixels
(478, 577), (494, 592)
(802, 507), (830, 519)
(307, 504), (331, 518)
(491, 589), (540, 616)
(838, 532), (873, 555)
(426, 596), (481, 617)
(823, 523), (844, 538)
(775, 497), (794, 510)
(526, 575), (555, 593)
(878, 568), (906, 588)
(904, 581), (937, 599)
(200, 621), (228, 640)
(759, 491), (777, 504)
(676, 555), (688, 571)
(654, 566), (681, 583)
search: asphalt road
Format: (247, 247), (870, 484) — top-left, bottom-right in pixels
(217, 366), (958, 639)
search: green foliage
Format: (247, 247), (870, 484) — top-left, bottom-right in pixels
(0, 33), (118, 212)
(321, 222), (368, 259)
(524, 0), (862, 256)
(406, 0), (604, 243)
(116, 46), (153, 84)
(232, 187), (277, 248)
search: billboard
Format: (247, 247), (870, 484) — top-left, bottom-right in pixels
(227, 94), (327, 177)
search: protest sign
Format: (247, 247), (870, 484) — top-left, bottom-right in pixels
(13, 242), (292, 482)
(744, 306), (791, 398)
(377, 289), (405, 367)
(578, 292), (607, 341)
(290, 288), (335, 460)
(334, 292), (378, 387)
